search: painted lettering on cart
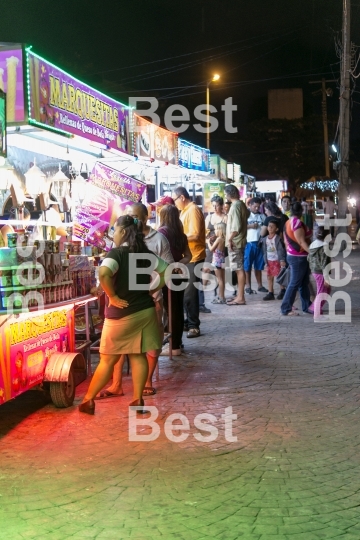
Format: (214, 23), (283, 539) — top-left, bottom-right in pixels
(9, 310), (67, 346)
(49, 76), (120, 132)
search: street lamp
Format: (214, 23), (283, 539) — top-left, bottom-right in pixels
(206, 74), (220, 150)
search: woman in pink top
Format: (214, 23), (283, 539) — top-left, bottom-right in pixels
(281, 202), (312, 316)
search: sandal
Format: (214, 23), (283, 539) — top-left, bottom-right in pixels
(143, 387), (157, 396)
(95, 390), (124, 400)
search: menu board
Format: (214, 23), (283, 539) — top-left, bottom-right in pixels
(73, 161), (146, 250)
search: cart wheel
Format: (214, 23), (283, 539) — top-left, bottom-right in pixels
(49, 367), (75, 408)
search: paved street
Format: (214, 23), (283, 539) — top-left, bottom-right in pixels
(1, 243), (360, 540)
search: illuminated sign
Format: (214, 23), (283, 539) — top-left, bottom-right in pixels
(132, 114), (177, 164)
(178, 139), (210, 171)
(26, 49), (130, 152)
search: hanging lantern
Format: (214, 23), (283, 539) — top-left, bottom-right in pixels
(72, 174), (87, 204)
(52, 164), (69, 200)
(24, 158), (46, 199)
(0, 159), (15, 191)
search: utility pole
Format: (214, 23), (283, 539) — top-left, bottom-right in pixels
(321, 78), (330, 178)
(309, 78), (336, 178)
(337, 0), (351, 239)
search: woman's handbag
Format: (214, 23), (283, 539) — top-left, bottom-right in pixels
(276, 266), (290, 288)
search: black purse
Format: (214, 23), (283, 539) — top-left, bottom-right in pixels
(276, 266), (290, 287)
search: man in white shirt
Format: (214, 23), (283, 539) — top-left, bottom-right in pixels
(244, 197), (268, 294)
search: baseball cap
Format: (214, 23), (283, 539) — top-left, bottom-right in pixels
(153, 196), (175, 207)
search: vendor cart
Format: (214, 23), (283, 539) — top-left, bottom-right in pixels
(0, 292), (95, 409)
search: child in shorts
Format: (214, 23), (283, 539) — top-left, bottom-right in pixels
(262, 219), (287, 301)
(208, 222), (226, 304)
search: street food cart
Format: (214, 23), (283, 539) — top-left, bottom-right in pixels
(0, 237), (97, 408)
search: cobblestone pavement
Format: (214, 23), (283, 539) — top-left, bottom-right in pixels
(0, 243), (359, 539)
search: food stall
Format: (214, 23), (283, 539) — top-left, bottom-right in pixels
(0, 43), (148, 408)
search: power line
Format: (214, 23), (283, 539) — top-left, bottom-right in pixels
(120, 69), (336, 93)
(90, 26), (308, 77)
(157, 34), (311, 101)
(117, 25), (310, 87)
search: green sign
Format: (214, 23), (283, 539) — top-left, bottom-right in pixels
(203, 182), (225, 214)
(0, 90), (6, 157)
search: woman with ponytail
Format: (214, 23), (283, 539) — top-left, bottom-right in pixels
(79, 215), (168, 415)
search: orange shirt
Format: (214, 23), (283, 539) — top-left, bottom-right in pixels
(180, 202), (206, 262)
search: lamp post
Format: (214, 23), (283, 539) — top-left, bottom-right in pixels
(206, 74), (220, 150)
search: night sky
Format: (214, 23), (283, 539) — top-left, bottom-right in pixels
(1, 0), (360, 164)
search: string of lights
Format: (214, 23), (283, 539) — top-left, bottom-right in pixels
(300, 180), (339, 192)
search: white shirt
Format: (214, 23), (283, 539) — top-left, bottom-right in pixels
(266, 236), (279, 261)
(246, 212), (264, 242)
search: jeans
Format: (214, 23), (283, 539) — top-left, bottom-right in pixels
(281, 255), (311, 315)
(184, 260), (203, 329)
(163, 283), (185, 350)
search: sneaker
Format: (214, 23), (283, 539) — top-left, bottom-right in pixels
(212, 297), (226, 304)
(276, 289), (285, 300)
(199, 305), (211, 313)
(187, 328), (201, 338)
(183, 323), (189, 332)
(245, 288), (256, 294)
(263, 292), (275, 301)
(258, 286), (268, 293)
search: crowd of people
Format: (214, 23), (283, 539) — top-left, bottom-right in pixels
(79, 189), (337, 415)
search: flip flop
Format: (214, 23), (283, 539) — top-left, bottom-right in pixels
(95, 390), (124, 400)
(226, 301), (246, 306)
(143, 387), (157, 396)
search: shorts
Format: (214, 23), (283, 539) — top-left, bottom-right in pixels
(228, 248), (245, 271)
(244, 242), (264, 271)
(267, 260), (281, 277)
